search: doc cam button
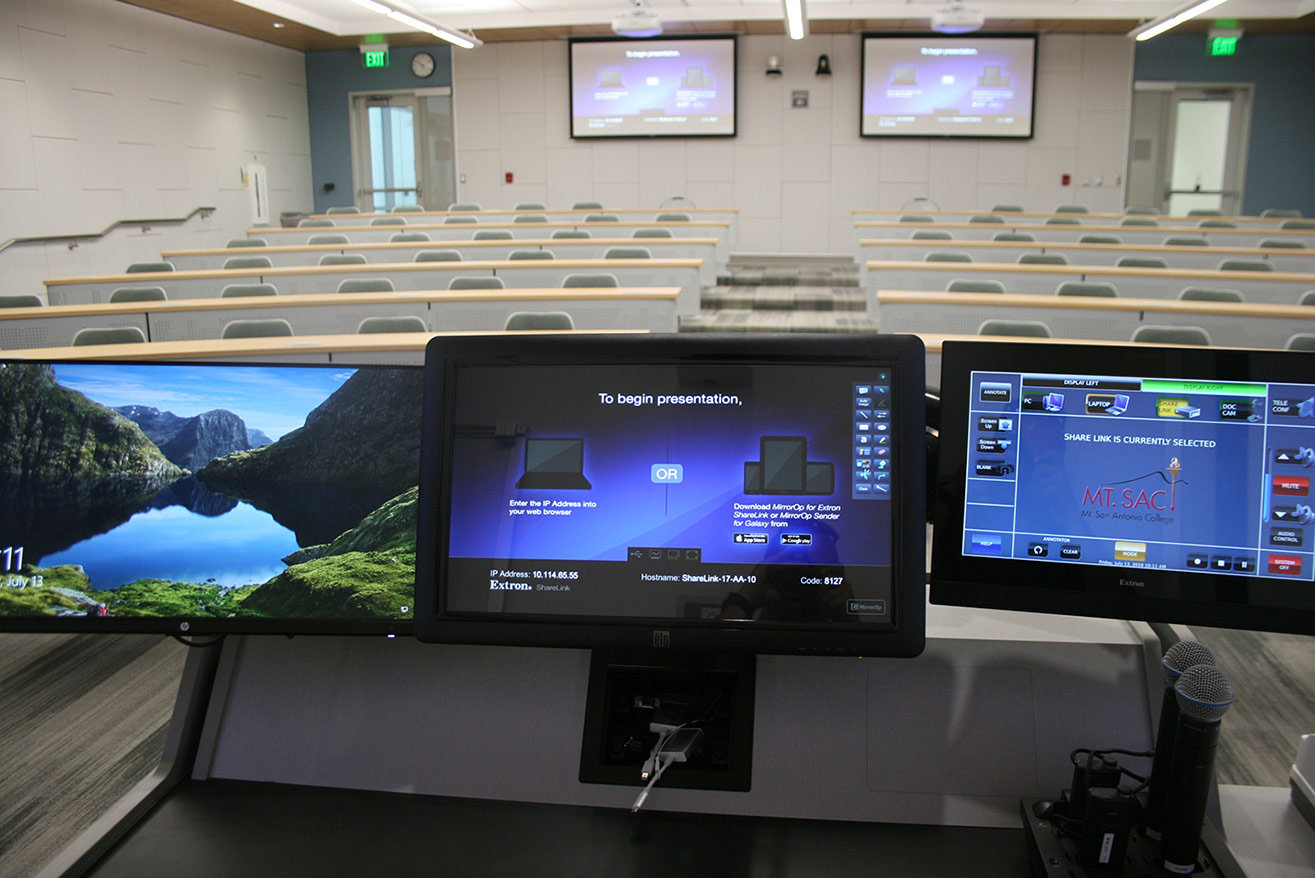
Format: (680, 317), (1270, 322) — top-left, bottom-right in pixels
(651, 463), (684, 484)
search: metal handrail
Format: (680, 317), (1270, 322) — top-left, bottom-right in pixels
(0, 205), (217, 257)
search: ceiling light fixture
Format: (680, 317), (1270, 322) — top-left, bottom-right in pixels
(783, 0), (808, 40)
(346, 0), (482, 49)
(1128, 0), (1230, 41)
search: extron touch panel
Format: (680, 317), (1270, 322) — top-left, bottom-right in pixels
(932, 341), (1315, 635)
(415, 333), (927, 656)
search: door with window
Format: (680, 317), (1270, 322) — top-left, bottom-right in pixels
(1126, 84), (1251, 216)
(350, 88), (456, 213)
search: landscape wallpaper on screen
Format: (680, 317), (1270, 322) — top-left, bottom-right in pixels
(0, 362), (422, 622)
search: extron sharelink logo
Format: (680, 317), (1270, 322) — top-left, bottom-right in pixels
(1080, 457), (1185, 521)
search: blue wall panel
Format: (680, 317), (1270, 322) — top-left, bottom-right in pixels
(1134, 33), (1315, 217)
(305, 46), (453, 214)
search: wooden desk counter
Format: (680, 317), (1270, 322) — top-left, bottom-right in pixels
(251, 220), (733, 260)
(44, 258), (703, 311)
(305, 207), (741, 243)
(865, 259), (1315, 305)
(851, 207), (1301, 228)
(880, 290), (1315, 350)
(0, 328), (647, 366)
(0, 287), (680, 347)
(162, 236), (722, 283)
(853, 220), (1315, 249)
(857, 237), (1315, 275)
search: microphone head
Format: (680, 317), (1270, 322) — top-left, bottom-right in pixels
(1162, 640), (1215, 686)
(1174, 664), (1234, 723)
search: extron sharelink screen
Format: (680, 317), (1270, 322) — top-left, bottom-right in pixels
(962, 369), (1315, 581)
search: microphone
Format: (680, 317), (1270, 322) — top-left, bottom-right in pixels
(1160, 664), (1235, 875)
(1145, 640), (1216, 839)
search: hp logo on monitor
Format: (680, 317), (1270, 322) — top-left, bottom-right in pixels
(652, 630), (671, 648)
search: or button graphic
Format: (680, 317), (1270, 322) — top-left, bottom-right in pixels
(651, 463), (684, 483)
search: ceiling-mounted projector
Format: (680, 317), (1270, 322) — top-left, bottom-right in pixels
(612, 5), (662, 38)
(931, 4), (985, 34)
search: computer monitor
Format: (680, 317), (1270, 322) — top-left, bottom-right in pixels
(414, 333), (927, 656)
(931, 340), (1315, 635)
(0, 360), (421, 634)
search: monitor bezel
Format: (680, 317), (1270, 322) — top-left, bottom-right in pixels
(930, 340), (1315, 635)
(414, 333), (927, 656)
(567, 34), (739, 141)
(0, 358), (419, 637)
(858, 31), (1039, 140)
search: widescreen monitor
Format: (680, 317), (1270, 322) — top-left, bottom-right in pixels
(860, 33), (1037, 138)
(415, 334), (926, 655)
(931, 341), (1315, 635)
(0, 360), (421, 634)
(569, 36), (737, 138)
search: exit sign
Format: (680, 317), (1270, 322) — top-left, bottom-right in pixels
(362, 50), (390, 68)
(1210, 36), (1238, 56)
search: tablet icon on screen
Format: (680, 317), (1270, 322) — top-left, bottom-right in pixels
(744, 436), (834, 495)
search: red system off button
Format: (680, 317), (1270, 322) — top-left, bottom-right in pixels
(1268, 554), (1303, 575)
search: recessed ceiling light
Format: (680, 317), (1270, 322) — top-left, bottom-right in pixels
(272, 22), (286, 28)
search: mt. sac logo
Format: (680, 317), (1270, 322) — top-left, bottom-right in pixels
(1082, 457), (1186, 513)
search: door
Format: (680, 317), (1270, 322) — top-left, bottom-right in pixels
(1126, 84), (1251, 216)
(350, 88), (456, 213)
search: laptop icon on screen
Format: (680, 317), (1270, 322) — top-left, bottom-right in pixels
(515, 438), (592, 490)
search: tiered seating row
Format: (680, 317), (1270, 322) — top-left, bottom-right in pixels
(44, 259), (703, 313)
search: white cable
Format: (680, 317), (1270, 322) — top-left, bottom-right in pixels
(631, 754), (675, 813)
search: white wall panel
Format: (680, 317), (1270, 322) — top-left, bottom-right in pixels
(0, 0), (313, 280)
(879, 139), (929, 185)
(637, 143), (688, 208)
(543, 76), (571, 148)
(1038, 34), (1083, 73)
(1081, 36), (1134, 112)
(11, 0), (68, 38)
(976, 141), (1029, 186)
(497, 41), (545, 115)
(73, 89), (121, 191)
(20, 28), (77, 140)
(928, 141), (981, 210)
(33, 138), (85, 231)
(454, 147), (501, 208)
(781, 181), (830, 252)
(545, 147), (595, 208)
(782, 107), (833, 183)
(1024, 148), (1082, 214)
(449, 33), (1132, 253)
(732, 144), (783, 218)
(498, 112), (549, 184)
(0, 79), (39, 189)
(1031, 71), (1082, 150)
(686, 139), (735, 183)
(454, 77), (501, 151)
(592, 181), (641, 208)
(592, 142), (640, 184)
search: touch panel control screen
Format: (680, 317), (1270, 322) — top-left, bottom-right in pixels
(963, 370), (1315, 581)
(441, 362), (898, 625)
